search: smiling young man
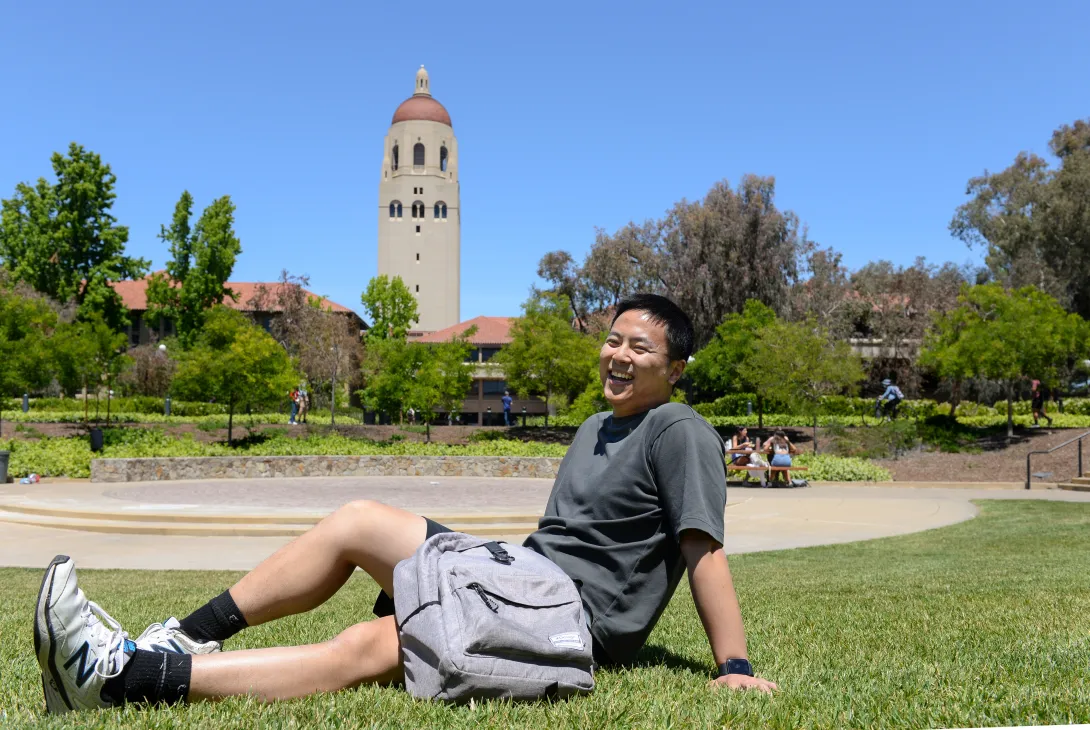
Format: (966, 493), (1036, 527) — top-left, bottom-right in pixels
(32, 293), (774, 715)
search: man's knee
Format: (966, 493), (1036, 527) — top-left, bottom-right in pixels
(328, 617), (402, 685)
(328, 499), (384, 532)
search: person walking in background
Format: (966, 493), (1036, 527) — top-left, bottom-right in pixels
(502, 390), (513, 426)
(1031, 380), (1053, 427)
(298, 385), (310, 425)
(288, 388), (300, 426)
(876, 379), (904, 421)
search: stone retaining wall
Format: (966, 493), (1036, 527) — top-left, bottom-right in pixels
(91, 455), (564, 483)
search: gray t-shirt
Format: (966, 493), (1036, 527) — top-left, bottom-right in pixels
(523, 402), (726, 665)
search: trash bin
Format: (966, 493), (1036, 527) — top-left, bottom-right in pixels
(90, 428), (104, 453)
(0, 450), (9, 484)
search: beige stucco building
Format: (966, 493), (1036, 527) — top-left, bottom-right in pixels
(377, 66), (460, 333)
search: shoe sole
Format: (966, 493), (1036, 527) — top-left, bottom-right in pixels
(34, 554), (74, 713)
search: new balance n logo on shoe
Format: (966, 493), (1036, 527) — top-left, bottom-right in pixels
(148, 639), (185, 653)
(63, 642), (95, 688)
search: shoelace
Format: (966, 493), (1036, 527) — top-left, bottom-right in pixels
(83, 600), (130, 680)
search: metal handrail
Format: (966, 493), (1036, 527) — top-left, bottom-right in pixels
(1025, 430), (1090, 490)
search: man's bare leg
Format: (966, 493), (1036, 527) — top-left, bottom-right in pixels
(227, 500), (429, 626)
(188, 616), (402, 702)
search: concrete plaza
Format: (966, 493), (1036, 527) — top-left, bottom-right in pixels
(2, 476), (1088, 571)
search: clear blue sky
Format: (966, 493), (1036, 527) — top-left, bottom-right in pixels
(3, 1), (1088, 320)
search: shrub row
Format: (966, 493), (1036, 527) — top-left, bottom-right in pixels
(794, 454), (892, 482)
(692, 395), (944, 419)
(1, 430), (571, 480)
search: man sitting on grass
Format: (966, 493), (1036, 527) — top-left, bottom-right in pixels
(32, 293), (777, 714)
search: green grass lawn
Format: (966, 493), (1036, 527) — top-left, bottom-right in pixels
(2, 500), (1089, 729)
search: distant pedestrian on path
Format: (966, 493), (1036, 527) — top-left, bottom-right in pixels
(298, 385), (310, 425)
(288, 388), (300, 425)
(1031, 380), (1053, 427)
(502, 390), (513, 426)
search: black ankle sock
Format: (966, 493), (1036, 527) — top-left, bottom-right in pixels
(103, 649), (192, 706)
(177, 590), (248, 644)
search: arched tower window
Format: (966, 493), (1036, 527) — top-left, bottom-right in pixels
(391, 144), (399, 171)
(389, 201), (403, 219)
(412, 201), (425, 219)
(434, 202), (447, 220)
(413, 143), (425, 170)
(440, 146), (448, 172)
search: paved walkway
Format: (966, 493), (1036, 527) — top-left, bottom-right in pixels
(0, 477), (1087, 571)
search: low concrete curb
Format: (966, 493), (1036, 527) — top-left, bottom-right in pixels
(90, 455), (564, 483)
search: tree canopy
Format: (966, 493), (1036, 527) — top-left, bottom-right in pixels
(493, 292), (597, 425)
(0, 143), (148, 328)
(537, 176), (804, 346)
(146, 192), (241, 345)
(171, 306), (298, 443)
(920, 284), (1089, 437)
(247, 271), (363, 423)
(739, 319), (865, 452)
(361, 275), (418, 340)
(0, 278), (59, 430)
(951, 119), (1090, 317)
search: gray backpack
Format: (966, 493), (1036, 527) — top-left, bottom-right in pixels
(393, 532), (596, 702)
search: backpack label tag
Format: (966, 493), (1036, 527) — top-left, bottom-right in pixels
(549, 632), (585, 651)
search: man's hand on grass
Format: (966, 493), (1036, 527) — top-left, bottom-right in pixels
(708, 674), (778, 693)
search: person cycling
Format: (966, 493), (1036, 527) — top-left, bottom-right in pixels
(876, 379), (904, 421)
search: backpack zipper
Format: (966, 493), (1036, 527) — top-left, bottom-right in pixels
(467, 583), (499, 612)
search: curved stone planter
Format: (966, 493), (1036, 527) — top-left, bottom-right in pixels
(91, 455), (564, 483)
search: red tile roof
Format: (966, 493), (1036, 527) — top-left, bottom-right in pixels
(110, 277), (358, 316)
(413, 316), (514, 345)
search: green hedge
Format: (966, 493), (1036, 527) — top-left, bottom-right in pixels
(794, 454), (892, 482)
(693, 395), (943, 420)
(0, 429), (894, 481)
(0, 410), (366, 427)
(0, 430), (570, 479)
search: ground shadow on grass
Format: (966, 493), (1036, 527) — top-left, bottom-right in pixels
(629, 644), (709, 676)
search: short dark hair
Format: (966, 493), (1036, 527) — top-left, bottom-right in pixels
(611, 294), (694, 362)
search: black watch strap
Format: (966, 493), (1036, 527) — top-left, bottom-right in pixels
(718, 658), (754, 677)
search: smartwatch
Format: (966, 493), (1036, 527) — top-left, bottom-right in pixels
(718, 658), (754, 677)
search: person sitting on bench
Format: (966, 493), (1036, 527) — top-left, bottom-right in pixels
(729, 427), (755, 465)
(762, 430), (797, 485)
(31, 293), (777, 716)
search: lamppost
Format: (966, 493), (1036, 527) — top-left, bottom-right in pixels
(159, 344), (171, 416)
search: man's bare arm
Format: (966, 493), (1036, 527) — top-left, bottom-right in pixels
(680, 529), (778, 693)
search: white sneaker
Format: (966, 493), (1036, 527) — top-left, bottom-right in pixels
(33, 555), (131, 713)
(135, 617), (221, 655)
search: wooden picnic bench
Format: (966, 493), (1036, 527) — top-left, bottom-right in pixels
(725, 464), (809, 474)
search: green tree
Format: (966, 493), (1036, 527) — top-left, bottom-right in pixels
(171, 306), (298, 443)
(951, 119), (1090, 317)
(146, 193), (241, 346)
(920, 284), (1089, 438)
(537, 175), (805, 346)
(739, 319), (865, 453)
(407, 331), (477, 441)
(493, 292), (597, 427)
(358, 337), (425, 422)
(0, 280), (58, 433)
(361, 275), (418, 340)
(50, 315), (129, 424)
(0, 143), (148, 328)
(687, 300), (777, 426)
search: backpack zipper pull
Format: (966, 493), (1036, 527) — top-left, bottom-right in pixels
(468, 583), (499, 612)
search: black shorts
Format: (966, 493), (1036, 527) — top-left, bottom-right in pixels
(372, 517), (452, 618)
